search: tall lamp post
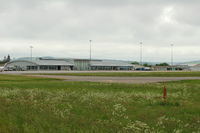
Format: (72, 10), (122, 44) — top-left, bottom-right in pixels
(140, 42), (143, 65)
(89, 40), (92, 61)
(171, 44), (174, 71)
(30, 46), (33, 61)
(171, 44), (174, 66)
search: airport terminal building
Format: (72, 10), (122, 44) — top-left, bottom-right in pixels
(4, 58), (133, 71)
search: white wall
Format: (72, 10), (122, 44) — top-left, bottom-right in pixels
(5, 61), (37, 70)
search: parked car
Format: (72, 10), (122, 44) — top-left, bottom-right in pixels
(0, 66), (4, 72)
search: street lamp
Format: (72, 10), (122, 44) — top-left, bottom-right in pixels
(89, 40), (92, 61)
(30, 46), (33, 61)
(171, 44), (174, 66)
(140, 42), (143, 65)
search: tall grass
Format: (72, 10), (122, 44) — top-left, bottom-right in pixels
(0, 74), (200, 132)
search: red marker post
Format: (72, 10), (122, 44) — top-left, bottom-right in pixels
(163, 83), (167, 101)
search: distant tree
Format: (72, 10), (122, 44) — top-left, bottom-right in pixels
(156, 63), (169, 66)
(131, 61), (139, 65)
(3, 56), (6, 61)
(7, 55), (11, 62)
(0, 55), (11, 63)
(143, 63), (152, 67)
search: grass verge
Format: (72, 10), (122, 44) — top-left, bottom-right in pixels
(0, 74), (199, 132)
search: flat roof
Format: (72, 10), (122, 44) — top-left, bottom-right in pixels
(74, 59), (101, 61)
(7, 60), (74, 66)
(90, 60), (133, 67)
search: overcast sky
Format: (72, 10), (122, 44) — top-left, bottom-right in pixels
(0, 0), (200, 62)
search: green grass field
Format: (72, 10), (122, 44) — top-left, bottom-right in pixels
(38, 71), (200, 77)
(0, 74), (200, 133)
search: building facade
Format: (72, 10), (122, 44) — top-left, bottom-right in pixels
(90, 60), (133, 70)
(152, 65), (190, 71)
(4, 59), (74, 71)
(4, 58), (134, 71)
(190, 64), (200, 71)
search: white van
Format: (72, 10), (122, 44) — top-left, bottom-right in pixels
(0, 66), (4, 72)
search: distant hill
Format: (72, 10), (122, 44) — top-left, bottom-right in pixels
(15, 56), (55, 61)
(179, 60), (200, 66)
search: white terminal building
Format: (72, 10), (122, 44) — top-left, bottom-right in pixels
(4, 57), (134, 71)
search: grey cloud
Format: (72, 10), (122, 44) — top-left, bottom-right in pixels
(0, 0), (200, 61)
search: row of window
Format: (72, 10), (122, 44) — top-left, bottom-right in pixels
(91, 66), (132, 70)
(27, 66), (70, 70)
(27, 65), (132, 71)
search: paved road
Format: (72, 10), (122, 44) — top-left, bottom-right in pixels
(0, 70), (188, 75)
(30, 75), (200, 84)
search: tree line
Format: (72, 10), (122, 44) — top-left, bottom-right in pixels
(0, 55), (11, 64)
(131, 61), (169, 67)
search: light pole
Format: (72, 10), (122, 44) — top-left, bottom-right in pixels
(89, 40), (92, 61)
(171, 44), (174, 66)
(140, 42), (143, 65)
(30, 46), (33, 61)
